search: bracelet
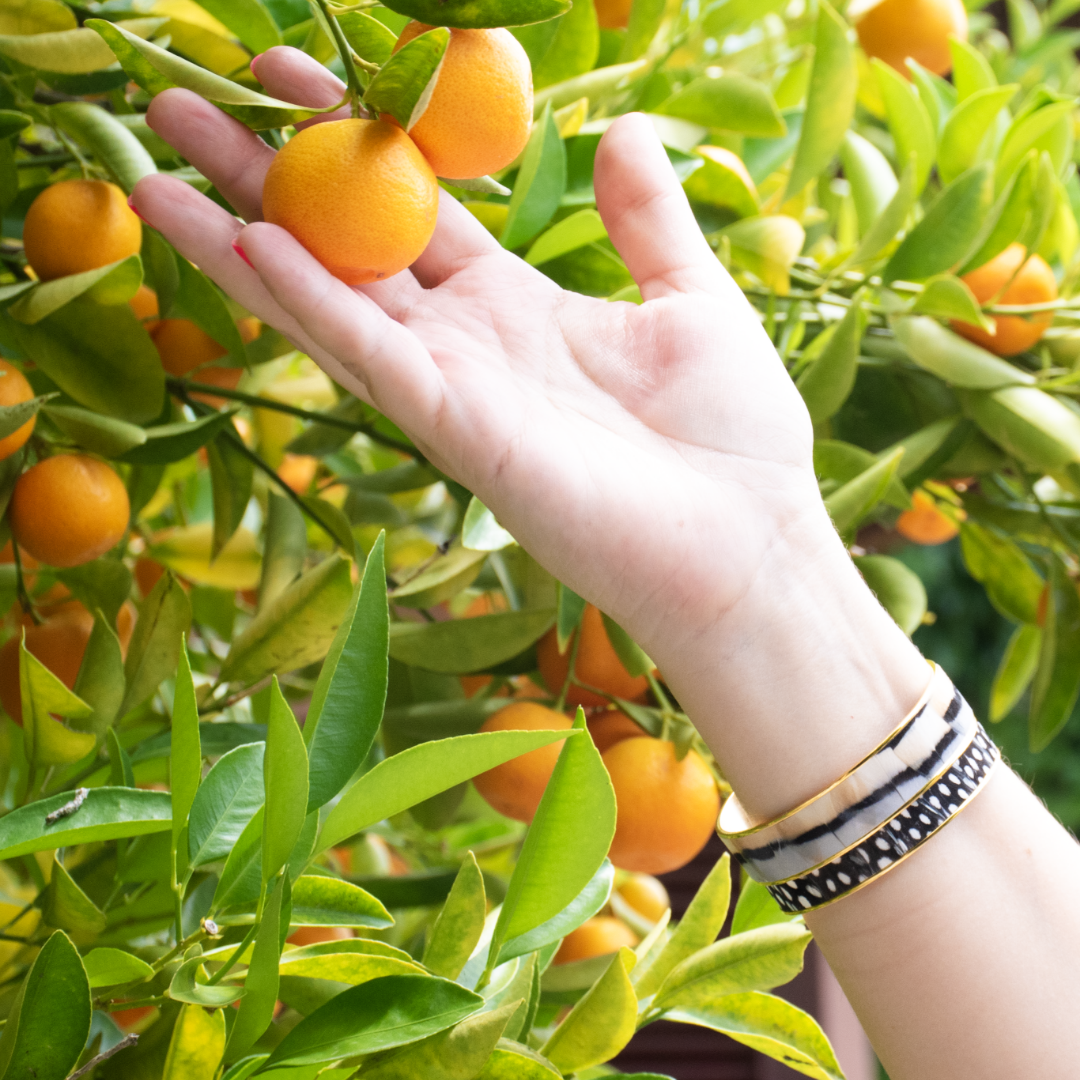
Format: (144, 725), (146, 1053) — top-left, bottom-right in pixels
(769, 722), (999, 912)
(718, 663), (975, 885)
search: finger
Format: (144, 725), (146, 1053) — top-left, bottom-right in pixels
(594, 112), (730, 301)
(146, 88), (273, 223)
(131, 173), (374, 404)
(409, 190), (515, 289)
(251, 46), (351, 129)
(237, 219), (447, 433)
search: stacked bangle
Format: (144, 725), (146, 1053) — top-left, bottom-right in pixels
(716, 663), (1000, 913)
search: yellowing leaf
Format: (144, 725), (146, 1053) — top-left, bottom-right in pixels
(149, 523), (261, 590)
(163, 1003), (226, 1080)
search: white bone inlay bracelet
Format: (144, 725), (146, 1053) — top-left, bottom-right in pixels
(717, 663), (979, 885)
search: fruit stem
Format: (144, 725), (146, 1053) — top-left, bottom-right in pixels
(646, 670), (673, 714)
(314, 0), (365, 118)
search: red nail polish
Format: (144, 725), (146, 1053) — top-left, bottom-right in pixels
(127, 194), (152, 227)
(232, 239), (254, 268)
(250, 52), (263, 81)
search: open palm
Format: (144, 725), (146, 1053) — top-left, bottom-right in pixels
(135, 47), (824, 661)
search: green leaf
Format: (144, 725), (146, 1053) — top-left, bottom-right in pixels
(520, 0), (598, 91)
(364, 27), (449, 132)
(337, 11), (397, 65)
(42, 855), (107, 934)
(190, 0), (282, 52)
(87, 19), (340, 131)
(317, 728), (579, 852)
(49, 101), (156, 194)
(910, 276), (994, 334)
(965, 386), (1080, 472)
(42, 403), (147, 457)
(259, 492), (306, 610)
(388, 609), (554, 674)
(730, 878), (798, 936)
(19, 642), (95, 767)
(220, 554), (354, 685)
(162, 1003), (226, 1080)
(121, 571), (192, 717)
(259, 974), (484, 1070)
(502, 103), (567, 251)
(226, 873), (286, 1061)
(938, 85), (1018, 186)
(151, 524), (261, 591)
(275, 939), (420, 985)
(289, 874), (392, 928)
(541, 948), (637, 1072)
(488, 711), (616, 968)
(263, 680), (309, 883)
(600, 613), (653, 678)
(1030, 556), (1080, 751)
(423, 852), (486, 980)
(959, 152), (1038, 276)
(660, 75), (785, 138)
(0, 788), (171, 861)
(997, 99), (1076, 190)
(0, 20), (158, 74)
(785, 1), (855, 199)
(663, 992), (842, 1080)
(721, 215), (805, 294)
(170, 643), (201, 881)
(211, 806), (264, 912)
(556, 582), (586, 653)
(8, 256), (143, 325)
(796, 295), (863, 422)
(838, 130), (897, 238)
(122, 410), (241, 466)
(992, 622), (1042, 721)
(375, 0), (570, 29)
(853, 555), (928, 636)
(653, 922), (811, 1010)
(302, 536), (386, 812)
(208, 434), (254, 560)
(885, 164), (994, 283)
(959, 521), (1043, 625)
(532, 59), (647, 116)
(476, 1043), (561, 1079)
(58, 559), (132, 629)
(462, 497), (516, 551)
(171, 257), (246, 366)
(0, 393), (50, 443)
(299, 495), (355, 558)
(874, 59), (936, 197)
(950, 37), (997, 100)
(0, 931), (90, 1080)
(170, 946), (246, 1006)
(83, 947), (154, 989)
(682, 146), (758, 217)
(843, 157), (916, 271)
(824, 447), (904, 536)
(0, 299), (164, 423)
(634, 854), (731, 998)
(389, 542), (488, 609)
(188, 742), (265, 869)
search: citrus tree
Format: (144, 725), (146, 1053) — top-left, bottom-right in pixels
(0, 0), (1078, 1077)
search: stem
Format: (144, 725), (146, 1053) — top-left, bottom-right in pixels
(68, 1034), (139, 1080)
(199, 674), (273, 716)
(646, 670), (673, 714)
(315, 0), (364, 116)
(11, 541), (39, 627)
(554, 629), (584, 713)
(207, 891), (264, 985)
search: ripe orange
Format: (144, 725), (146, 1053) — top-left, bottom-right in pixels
(472, 701), (573, 823)
(153, 315), (259, 376)
(0, 361), (36, 461)
(278, 453), (319, 493)
(134, 556), (166, 598)
(603, 737), (720, 875)
(393, 23), (532, 180)
(22, 179), (141, 282)
(616, 873), (671, 923)
(263, 118), (438, 285)
(129, 284), (160, 334)
(286, 925), (355, 947)
(854, 0), (967, 77)
(594, 0), (632, 29)
(588, 711), (648, 753)
(553, 916), (638, 965)
(896, 489), (960, 545)
(954, 243), (1057, 357)
(110, 1005), (159, 1033)
(10, 455), (130, 568)
(537, 605), (650, 708)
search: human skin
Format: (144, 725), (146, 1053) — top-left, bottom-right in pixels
(135, 49), (1080, 1078)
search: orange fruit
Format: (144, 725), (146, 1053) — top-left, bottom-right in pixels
(603, 737), (720, 875)
(896, 489), (960, 545)
(472, 701), (573, 823)
(588, 711), (648, 753)
(594, 0), (632, 29)
(954, 243), (1057, 357)
(537, 605), (650, 708)
(393, 23), (532, 180)
(110, 1005), (158, 1033)
(186, 365), (244, 408)
(617, 873), (670, 923)
(22, 179), (141, 282)
(263, 118), (438, 285)
(0, 361), (36, 462)
(129, 284), (160, 334)
(277, 453), (319, 493)
(553, 916), (638, 965)
(10, 455), (130, 568)
(286, 925), (355, 947)
(461, 673), (497, 698)
(854, 0), (967, 77)
(134, 557), (166, 598)
(153, 315), (259, 377)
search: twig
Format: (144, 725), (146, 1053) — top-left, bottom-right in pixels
(199, 674), (273, 716)
(315, 0), (365, 116)
(68, 1034), (138, 1080)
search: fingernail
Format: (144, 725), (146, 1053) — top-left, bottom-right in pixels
(232, 239), (254, 268)
(127, 194), (152, 226)
(250, 52), (263, 81)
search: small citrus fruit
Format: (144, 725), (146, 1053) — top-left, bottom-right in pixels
(594, 0), (632, 29)
(134, 557), (166, 598)
(616, 873), (671, 923)
(954, 243), (1057, 357)
(0, 360), (36, 461)
(10, 455), (129, 568)
(278, 453), (319, 493)
(286, 925), (354, 947)
(537, 604), (650, 708)
(854, 0), (967, 77)
(473, 702), (573, 823)
(554, 916), (638, 965)
(129, 284), (160, 334)
(896, 489), (960, 545)
(263, 118), (438, 285)
(603, 737), (720, 875)
(589, 711), (648, 753)
(153, 315), (259, 376)
(22, 179), (141, 281)
(393, 23), (532, 179)
(110, 1005), (159, 1033)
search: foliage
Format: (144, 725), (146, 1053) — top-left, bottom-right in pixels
(1, 0), (1080, 1077)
